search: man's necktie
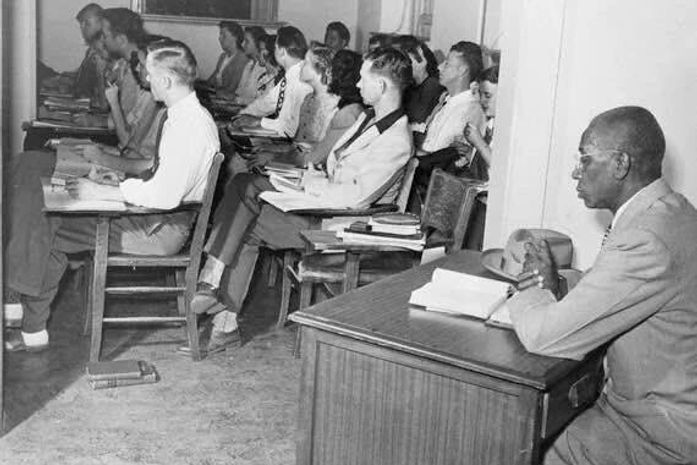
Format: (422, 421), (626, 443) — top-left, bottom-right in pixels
(139, 110), (168, 181)
(268, 75), (287, 120)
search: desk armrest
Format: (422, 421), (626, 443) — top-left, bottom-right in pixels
(293, 204), (397, 218)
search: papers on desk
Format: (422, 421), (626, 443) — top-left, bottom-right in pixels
(409, 268), (513, 327)
(259, 190), (336, 211)
(41, 177), (127, 212)
(336, 229), (426, 251)
(228, 126), (280, 138)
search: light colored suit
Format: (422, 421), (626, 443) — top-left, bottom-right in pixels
(508, 178), (697, 464)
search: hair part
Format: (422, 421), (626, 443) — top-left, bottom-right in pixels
(364, 47), (414, 92)
(479, 65), (499, 84)
(307, 45), (334, 85)
(147, 39), (198, 88)
(76, 3), (103, 21)
(450, 41), (484, 84)
(329, 49), (363, 108)
(276, 25), (308, 60)
(590, 106), (665, 181)
(101, 8), (145, 44)
(326, 21), (350, 44)
(219, 20), (244, 49)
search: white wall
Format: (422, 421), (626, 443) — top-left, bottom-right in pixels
(355, 0), (380, 52)
(37, 0), (361, 77)
(485, 0), (697, 269)
(38, 0), (127, 72)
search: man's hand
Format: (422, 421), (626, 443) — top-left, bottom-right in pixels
(104, 83), (119, 108)
(74, 143), (105, 165)
(247, 151), (276, 169)
(65, 177), (103, 199)
(516, 239), (561, 298)
(464, 122), (487, 153)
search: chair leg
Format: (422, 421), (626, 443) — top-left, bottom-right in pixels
(174, 269), (186, 317)
(276, 250), (295, 329)
(299, 282), (313, 310)
(89, 219), (110, 362)
(178, 269), (201, 361)
(82, 259), (93, 336)
(267, 253), (279, 288)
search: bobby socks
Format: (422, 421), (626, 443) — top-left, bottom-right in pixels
(199, 255), (226, 289)
(212, 310), (238, 333)
(22, 329), (49, 346)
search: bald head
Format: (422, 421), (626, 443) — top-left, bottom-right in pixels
(583, 106), (665, 182)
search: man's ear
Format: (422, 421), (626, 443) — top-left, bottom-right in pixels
(612, 152), (631, 180)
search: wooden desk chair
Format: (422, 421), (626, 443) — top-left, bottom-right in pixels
(84, 152), (225, 362)
(288, 169), (487, 311)
(272, 157), (419, 329)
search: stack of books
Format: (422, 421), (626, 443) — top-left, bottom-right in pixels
(337, 213), (426, 251)
(85, 360), (159, 390)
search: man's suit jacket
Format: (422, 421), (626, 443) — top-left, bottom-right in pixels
(322, 110), (413, 208)
(508, 178), (697, 456)
(208, 51), (250, 96)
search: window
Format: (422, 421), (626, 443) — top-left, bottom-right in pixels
(131, 0), (278, 24)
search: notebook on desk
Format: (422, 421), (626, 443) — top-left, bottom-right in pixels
(41, 177), (127, 212)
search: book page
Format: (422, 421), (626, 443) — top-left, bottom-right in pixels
(409, 269), (510, 320)
(41, 177), (127, 212)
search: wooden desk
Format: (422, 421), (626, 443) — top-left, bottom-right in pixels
(290, 250), (603, 465)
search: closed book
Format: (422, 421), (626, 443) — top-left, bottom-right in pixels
(88, 370), (159, 390)
(85, 359), (148, 381)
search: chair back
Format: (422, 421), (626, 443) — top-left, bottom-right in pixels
(421, 168), (487, 252)
(395, 157), (419, 213)
(185, 152), (225, 284)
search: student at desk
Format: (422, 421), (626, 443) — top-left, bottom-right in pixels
(187, 48), (413, 355)
(4, 40), (219, 353)
(232, 25), (312, 137)
(243, 47), (364, 170)
(510, 107), (697, 464)
(206, 21), (250, 100)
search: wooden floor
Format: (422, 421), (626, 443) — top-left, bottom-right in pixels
(2, 253), (289, 433)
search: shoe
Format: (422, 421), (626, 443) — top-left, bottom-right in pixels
(191, 283), (225, 315)
(4, 330), (49, 353)
(206, 328), (241, 355)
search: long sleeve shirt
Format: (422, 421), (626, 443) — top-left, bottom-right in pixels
(120, 92), (220, 209)
(241, 61), (312, 136)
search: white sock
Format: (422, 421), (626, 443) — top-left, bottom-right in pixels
(22, 330), (49, 346)
(4, 303), (23, 320)
(212, 310), (238, 333)
(199, 256), (226, 289)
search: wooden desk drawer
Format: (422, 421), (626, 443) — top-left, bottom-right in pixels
(541, 355), (604, 439)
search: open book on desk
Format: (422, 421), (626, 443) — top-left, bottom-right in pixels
(409, 268), (514, 327)
(41, 177), (127, 212)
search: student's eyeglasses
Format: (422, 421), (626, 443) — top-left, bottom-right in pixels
(573, 149), (624, 173)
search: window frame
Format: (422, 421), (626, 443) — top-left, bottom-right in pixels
(130, 0), (279, 26)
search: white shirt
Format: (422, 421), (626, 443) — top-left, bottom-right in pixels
(120, 92), (220, 209)
(241, 61), (312, 136)
(421, 89), (486, 153)
(611, 183), (649, 229)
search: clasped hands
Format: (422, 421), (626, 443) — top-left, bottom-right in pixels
(516, 238), (563, 299)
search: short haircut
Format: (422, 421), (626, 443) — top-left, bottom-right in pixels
(307, 45), (334, 85)
(245, 25), (267, 50)
(147, 39), (198, 87)
(275, 26), (308, 60)
(590, 106), (665, 180)
(219, 20), (244, 49)
(76, 3), (102, 21)
(395, 35), (439, 79)
(329, 49), (363, 109)
(364, 47), (413, 92)
(326, 21), (350, 44)
(101, 8), (145, 44)
(479, 65), (499, 84)
(450, 41), (484, 84)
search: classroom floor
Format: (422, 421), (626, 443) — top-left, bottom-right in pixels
(3, 252), (296, 434)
